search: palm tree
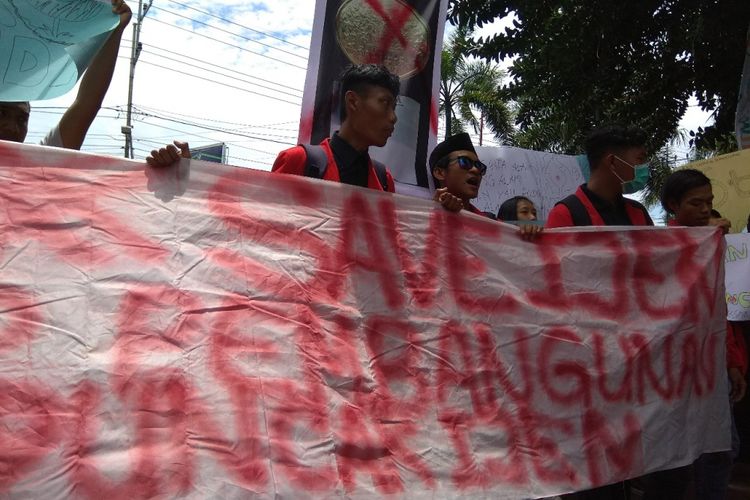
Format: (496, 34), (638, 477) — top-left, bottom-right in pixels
(640, 147), (677, 211)
(440, 26), (513, 144)
(640, 129), (739, 210)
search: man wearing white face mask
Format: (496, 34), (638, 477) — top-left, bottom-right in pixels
(546, 125), (653, 228)
(549, 126), (690, 500)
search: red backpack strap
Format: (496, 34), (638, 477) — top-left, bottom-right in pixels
(557, 194), (592, 226)
(574, 188), (605, 225)
(624, 200), (653, 226)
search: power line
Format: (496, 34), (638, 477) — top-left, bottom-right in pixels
(116, 56), (301, 106)
(234, 123), (300, 134)
(30, 110), (122, 120)
(135, 132), (279, 160)
(164, 0), (309, 52)
(122, 39), (303, 94)
(149, 4), (308, 61)
(136, 109), (301, 136)
(128, 131), (209, 141)
(133, 57), (300, 106)
(132, 111), (294, 147)
(31, 106), (122, 114)
(131, 129), (299, 143)
(33, 104), (300, 133)
(136, 112), (295, 146)
(30, 106), (294, 155)
(30, 108), (289, 155)
(135, 135), (279, 158)
(133, 145), (274, 167)
(130, 106), (298, 141)
(145, 17), (307, 71)
(120, 47), (302, 99)
(139, 119), (297, 142)
(133, 146), (158, 156)
(227, 154), (275, 165)
(132, 103), (299, 131)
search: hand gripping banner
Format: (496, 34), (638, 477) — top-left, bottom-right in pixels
(0, 141), (731, 498)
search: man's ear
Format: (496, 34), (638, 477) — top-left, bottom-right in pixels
(433, 166), (446, 183)
(604, 152), (617, 169)
(666, 198), (679, 215)
(344, 90), (359, 116)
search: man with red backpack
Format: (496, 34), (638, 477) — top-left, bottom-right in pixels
(271, 64), (399, 192)
(546, 125), (652, 229)
(548, 126), (691, 500)
(147, 64), (400, 192)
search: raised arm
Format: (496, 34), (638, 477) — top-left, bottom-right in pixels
(58, 0), (132, 150)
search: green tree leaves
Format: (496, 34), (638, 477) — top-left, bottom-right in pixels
(440, 26), (514, 143)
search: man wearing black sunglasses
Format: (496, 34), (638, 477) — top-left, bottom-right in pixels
(429, 133), (542, 241)
(429, 133), (488, 216)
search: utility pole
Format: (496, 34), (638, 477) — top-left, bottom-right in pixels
(122, 0), (152, 159)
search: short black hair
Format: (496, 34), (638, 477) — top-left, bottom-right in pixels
(339, 64), (400, 122)
(660, 169), (711, 215)
(585, 125), (648, 170)
(497, 196), (533, 221)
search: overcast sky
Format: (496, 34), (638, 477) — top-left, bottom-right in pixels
(25, 0), (712, 171)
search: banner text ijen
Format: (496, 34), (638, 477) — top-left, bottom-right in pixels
(0, 141), (730, 499)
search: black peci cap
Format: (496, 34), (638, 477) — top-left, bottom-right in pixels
(429, 133), (476, 169)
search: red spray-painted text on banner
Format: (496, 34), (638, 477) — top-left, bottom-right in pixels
(0, 141), (729, 499)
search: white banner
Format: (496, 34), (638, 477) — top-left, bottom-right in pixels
(0, 141), (730, 499)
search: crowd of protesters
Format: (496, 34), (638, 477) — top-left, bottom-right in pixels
(1, 8), (748, 496)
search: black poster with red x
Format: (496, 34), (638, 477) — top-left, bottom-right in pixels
(300, 0), (449, 192)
